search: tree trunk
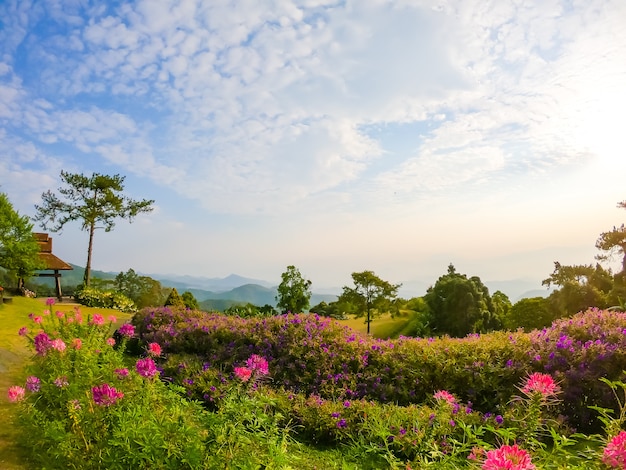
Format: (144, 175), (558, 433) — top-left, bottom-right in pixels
(84, 220), (95, 286)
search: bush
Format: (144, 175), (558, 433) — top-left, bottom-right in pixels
(75, 286), (138, 313)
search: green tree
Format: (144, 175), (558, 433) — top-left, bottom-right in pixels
(338, 270), (401, 334)
(424, 264), (500, 337)
(164, 288), (185, 307)
(34, 171), (154, 287)
(542, 262), (612, 316)
(181, 291), (199, 310)
(0, 193), (43, 289)
(491, 290), (512, 326)
(505, 297), (553, 331)
(276, 265), (312, 314)
(596, 224), (626, 274)
(114, 268), (167, 309)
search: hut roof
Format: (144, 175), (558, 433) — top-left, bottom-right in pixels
(34, 233), (73, 271)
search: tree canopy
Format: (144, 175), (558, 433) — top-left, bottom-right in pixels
(338, 270), (400, 334)
(34, 171), (154, 286)
(0, 192), (43, 289)
(424, 264), (500, 337)
(276, 265), (312, 314)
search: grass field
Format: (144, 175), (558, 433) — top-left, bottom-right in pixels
(338, 311), (415, 339)
(0, 298), (133, 469)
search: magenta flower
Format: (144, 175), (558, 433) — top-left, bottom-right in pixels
(136, 357), (158, 378)
(92, 383), (124, 406)
(118, 323), (135, 338)
(603, 431), (626, 468)
(34, 333), (52, 356)
(521, 372), (559, 398)
(89, 314), (105, 326)
(45, 297), (55, 306)
(147, 342), (162, 357)
(482, 444), (535, 470)
(234, 367), (252, 382)
(246, 354), (269, 376)
(26, 376), (41, 392)
(7, 386), (25, 403)
(434, 390), (456, 404)
(18, 327), (28, 336)
(32, 316), (43, 324)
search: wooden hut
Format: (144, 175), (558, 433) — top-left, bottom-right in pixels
(34, 233), (72, 300)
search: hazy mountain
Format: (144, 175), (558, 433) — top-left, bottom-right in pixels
(148, 273), (275, 292)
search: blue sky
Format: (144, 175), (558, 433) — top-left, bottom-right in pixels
(1, 0), (625, 294)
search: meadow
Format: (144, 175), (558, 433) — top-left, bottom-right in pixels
(3, 298), (626, 469)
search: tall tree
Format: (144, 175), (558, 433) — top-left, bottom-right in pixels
(34, 172), (154, 286)
(0, 193), (43, 289)
(181, 291), (199, 310)
(424, 264), (499, 337)
(596, 224), (626, 274)
(338, 270), (401, 334)
(276, 265), (312, 313)
(164, 288), (185, 307)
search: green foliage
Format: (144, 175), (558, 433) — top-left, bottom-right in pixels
(276, 265), (312, 313)
(11, 308), (207, 469)
(0, 193), (44, 289)
(506, 297), (553, 331)
(181, 291), (199, 310)
(338, 270), (401, 334)
(424, 264), (501, 337)
(596, 224), (626, 273)
(34, 171), (154, 286)
(75, 287), (138, 313)
(164, 288), (185, 307)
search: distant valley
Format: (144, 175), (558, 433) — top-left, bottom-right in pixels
(34, 264), (550, 309)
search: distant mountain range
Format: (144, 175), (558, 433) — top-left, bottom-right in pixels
(32, 264), (549, 309)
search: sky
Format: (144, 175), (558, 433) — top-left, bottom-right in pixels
(1, 0), (625, 296)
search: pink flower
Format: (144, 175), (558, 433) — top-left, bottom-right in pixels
(434, 390), (456, 404)
(521, 372), (559, 398)
(54, 376), (69, 388)
(147, 342), (161, 357)
(72, 338), (82, 350)
(51, 338), (66, 352)
(106, 338), (116, 346)
(118, 323), (135, 338)
(603, 431), (626, 468)
(136, 357), (158, 378)
(32, 316), (43, 324)
(92, 383), (124, 406)
(89, 314), (105, 326)
(56, 311), (65, 319)
(115, 368), (129, 380)
(26, 376), (41, 392)
(108, 315), (117, 323)
(45, 298), (56, 306)
(7, 386), (25, 402)
(18, 327), (28, 336)
(234, 367), (252, 382)
(482, 444), (535, 470)
(246, 354), (269, 376)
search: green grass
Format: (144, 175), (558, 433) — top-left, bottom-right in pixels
(0, 298), (133, 469)
(338, 311), (414, 339)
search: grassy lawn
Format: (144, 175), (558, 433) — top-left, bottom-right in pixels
(0, 297), (133, 469)
(338, 311), (415, 339)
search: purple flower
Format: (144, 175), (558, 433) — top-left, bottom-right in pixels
(18, 327), (28, 336)
(26, 376), (41, 392)
(34, 333), (52, 356)
(336, 419), (347, 428)
(495, 415), (504, 425)
(54, 376), (68, 388)
(115, 368), (129, 380)
(343, 400), (351, 408)
(136, 357), (158, 378)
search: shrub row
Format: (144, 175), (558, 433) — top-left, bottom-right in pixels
(133, 306), (626, 432)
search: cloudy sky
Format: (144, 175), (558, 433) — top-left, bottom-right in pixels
(1, 0), (625, 295)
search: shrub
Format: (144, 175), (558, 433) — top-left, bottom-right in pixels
(75, 286), (138, 313)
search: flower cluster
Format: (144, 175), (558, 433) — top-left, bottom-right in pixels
(603, 431), (626, 469)
(136, 357), (158, 378)
(482, 444), (535, 470)
(434, 390), (456, 405)
(92, 383), (124, 407)
(7, 386), (25, 403)
(520, 373), (559, 399)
